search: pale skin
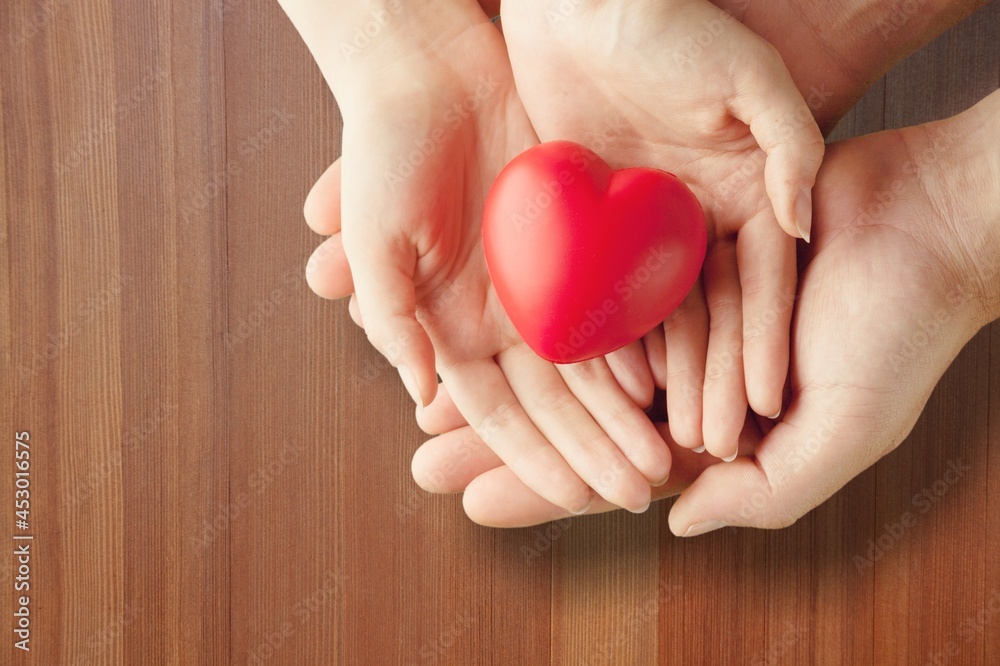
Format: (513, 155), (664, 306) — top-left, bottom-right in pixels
(280, 0), (669, 514)
(413, 0), (1000, 536)
(280, 0), (997, 529)
(412, 89), (1000, 530)
(501, 0), (827, 459)
(278, 0), (830, 511)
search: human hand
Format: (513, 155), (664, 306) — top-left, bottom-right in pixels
(500, 0), (826, 458)
(408, 90), (1000, 528)
(281, 0), (672, 513)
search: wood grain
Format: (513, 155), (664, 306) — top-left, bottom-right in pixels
(0, 0), (997, 664)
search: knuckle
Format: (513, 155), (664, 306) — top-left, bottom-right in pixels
(533, 386), (576, 415)
(562, 359), (600, 383)
(761, 507), (800, 530)
(738, 269), (768, 301)
(706, 297), (742, 331)
(475, 401), (526, 443)
(664, 302), (698, 333)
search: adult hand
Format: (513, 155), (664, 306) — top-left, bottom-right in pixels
(410, 91), (1000, 529)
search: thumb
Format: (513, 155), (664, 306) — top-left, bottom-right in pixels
(343, 234), (438, 408)
(339, 139), (437, 407)
(728, 43), (825, 242)
(668, 393), (862, 536)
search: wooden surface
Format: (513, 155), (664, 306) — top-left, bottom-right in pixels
(1, 1), (998, 664)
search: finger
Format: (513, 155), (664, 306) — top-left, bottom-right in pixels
(557, 357), (671, 485)
(663, 279), (708, 449)
(305, 234), (354, 299)
(460, 423), (715, 527)
(728, 44), (825, 241)
(303, 158), (343, 235)
(341, 225), (436, 408)
(668, 394), (855, 536)
(411, 427), (502, 494)
(415, 382), (467, 435)
(643, 325), (667, 391)
(498, 346), (652, 513)
(737, 213), (795, 419)
(702, 240), (748, 460)
(437, 356), (593, 515)
(416, 419), (763, 527)
(604, 341), (655, 408)
(348, 295), (363, 328)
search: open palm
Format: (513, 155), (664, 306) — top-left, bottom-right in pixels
(501, 0), (825, 458)
(305, 9), (670, 513)
(409, 100), (997, 528)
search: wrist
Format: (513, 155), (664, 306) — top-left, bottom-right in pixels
(958, 97), (1000, 325)
(917, 90), (1000, 328)
(717, 0), (992, 133)
(278, 0), (486, 99)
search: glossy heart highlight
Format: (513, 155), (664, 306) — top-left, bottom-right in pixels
(483, 141), (707, 363)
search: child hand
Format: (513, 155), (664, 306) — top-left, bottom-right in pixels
(501, 0), (825, 458)
(282, 0), (671, 513)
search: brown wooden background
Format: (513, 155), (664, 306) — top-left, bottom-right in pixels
(1, 1), (998, 664)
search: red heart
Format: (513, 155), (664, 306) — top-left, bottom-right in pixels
(483, 141), (707, 364)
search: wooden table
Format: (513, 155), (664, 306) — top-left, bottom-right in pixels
(2, 1), (998, 663)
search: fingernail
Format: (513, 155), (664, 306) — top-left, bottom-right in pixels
(693, 445), (706, 453)
(722, 451), (738, 463)
(652, 475), (670, 487)
(398, 365), (422, 406)
(569, 499), (592, 516)
(767, 407), (781, 420)
(795, 187), (812, 243)
(682, 520), (728, 537)
(628, 499), (651, 514)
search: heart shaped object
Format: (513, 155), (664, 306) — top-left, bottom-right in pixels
(483, 140), (707, 364)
